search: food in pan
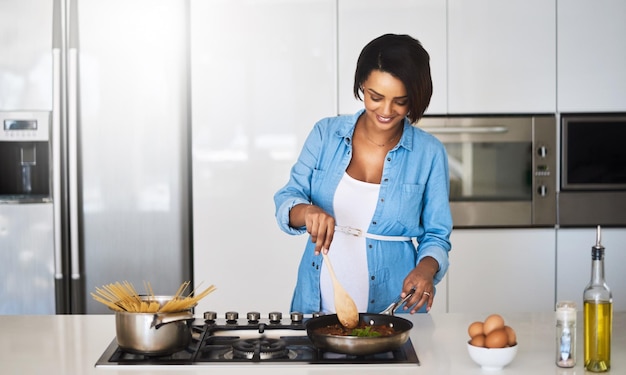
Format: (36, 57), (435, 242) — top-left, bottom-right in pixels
(313, 321), (397, 337)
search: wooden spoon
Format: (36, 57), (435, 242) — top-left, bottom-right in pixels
(322, 252), (359, 329)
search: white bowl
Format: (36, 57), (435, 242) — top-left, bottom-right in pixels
(467, 342), (518, 371)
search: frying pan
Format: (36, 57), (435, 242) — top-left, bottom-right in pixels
(305, 290), (415, 355)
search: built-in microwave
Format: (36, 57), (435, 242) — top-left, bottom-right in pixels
(417, 115), (557, 228)
(559, 113), (626, 226)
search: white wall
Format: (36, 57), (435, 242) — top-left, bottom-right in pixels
(190, 0), (336, 315)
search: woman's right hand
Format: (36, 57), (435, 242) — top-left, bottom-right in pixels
(290, 204), (336, 255)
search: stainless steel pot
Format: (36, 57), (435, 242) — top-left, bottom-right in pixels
(114, 295), (195, 355)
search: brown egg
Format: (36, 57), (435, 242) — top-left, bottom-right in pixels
(504, 325), (517, 346)
(483, 314), (505, 336)
(468, 321), (484, 338)
(469, 334), (486, 347)
(485, 328), (508, 348)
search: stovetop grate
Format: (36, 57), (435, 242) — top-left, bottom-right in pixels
(95, 318), (420, 367)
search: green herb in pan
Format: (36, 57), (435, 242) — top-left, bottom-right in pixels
(349, 326), (382, 337)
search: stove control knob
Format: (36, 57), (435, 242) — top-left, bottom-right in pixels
(268, 311), (283, 323)
(225, 311), (239, 323)
(290, 311), (304, 323)
(247, 311), (261, 323)
(203, 311), (217, 322)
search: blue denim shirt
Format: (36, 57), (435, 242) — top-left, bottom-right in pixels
(274, 109), (452, 314)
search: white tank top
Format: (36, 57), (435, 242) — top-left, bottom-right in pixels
(320, 172), (379, 313)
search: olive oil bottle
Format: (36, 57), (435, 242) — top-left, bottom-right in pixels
(583, 225), (612, 372)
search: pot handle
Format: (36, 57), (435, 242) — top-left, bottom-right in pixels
(151, 311), (195, 329)
(379, 287), (416, 315)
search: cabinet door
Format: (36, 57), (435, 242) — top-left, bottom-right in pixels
(0, 0), (53, 110)
(557, 0), (626, 112)
(448, 0), (556, 114)
(556, 228), (626, 312)
(338, 0), (447, 116)
(448, 229), (556, 313)
(190, 0), (336, 315)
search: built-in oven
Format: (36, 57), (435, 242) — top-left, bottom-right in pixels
(417, 115), (557, 228)
(559, 113), (626, 227)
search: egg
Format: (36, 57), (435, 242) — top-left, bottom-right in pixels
(468, 321), (484, 338)
(483, 314), (505, 336)
(485, 328), (508, 348)
(469, 334), (486, 347)
(504, 325), (517, 346)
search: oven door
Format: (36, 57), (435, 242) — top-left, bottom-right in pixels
(418, 116), (556, 228)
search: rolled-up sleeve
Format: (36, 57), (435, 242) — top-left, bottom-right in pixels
(275, 197), (310, 235)
(417, 245), (449, 285)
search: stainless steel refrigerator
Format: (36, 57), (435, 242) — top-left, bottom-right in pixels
(0, 0), (191, 314)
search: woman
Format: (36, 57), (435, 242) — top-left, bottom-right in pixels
(274, 34), (452, 315)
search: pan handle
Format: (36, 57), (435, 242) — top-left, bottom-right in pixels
(379, 287), (416, 315)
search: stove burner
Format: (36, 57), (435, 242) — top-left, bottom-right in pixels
(231, 337), (289, 360)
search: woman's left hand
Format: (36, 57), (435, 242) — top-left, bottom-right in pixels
(400, 256), (439, 313)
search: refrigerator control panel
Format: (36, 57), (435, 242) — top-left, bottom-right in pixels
(0, 111), (50, 141)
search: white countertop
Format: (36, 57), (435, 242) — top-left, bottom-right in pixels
(1, 311), (624, 375)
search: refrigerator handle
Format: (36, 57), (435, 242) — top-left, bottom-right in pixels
(52, 49), (63, 280)
(68, 48), (80, 280)
(68, 0), (83, 310)
(52, 0), (66, 313)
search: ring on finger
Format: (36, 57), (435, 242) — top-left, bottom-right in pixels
(423, 291), (431, 297)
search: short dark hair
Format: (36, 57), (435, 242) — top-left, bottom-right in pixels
(353, 34), (433, 124)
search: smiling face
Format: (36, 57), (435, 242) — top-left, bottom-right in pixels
(353, 34), (432, 123)
(361, 70), (409, 131)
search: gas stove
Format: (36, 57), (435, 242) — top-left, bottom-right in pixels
(95, 311), (420, 367)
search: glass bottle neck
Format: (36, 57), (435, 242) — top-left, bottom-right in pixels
(590, 258), (605, 285)
(590, 245), (606, 286)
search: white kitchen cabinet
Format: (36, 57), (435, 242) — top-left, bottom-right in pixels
(556, 228), (626, 312)
(447, 0), (556, 114)
(337, 0), (447, 116)
(190, 0), (336, 315)
(447, 229), (556, 313)
(557, 0), (626, 112)
(0, 1), (53, 111)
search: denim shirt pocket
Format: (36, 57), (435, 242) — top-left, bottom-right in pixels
(397, 183), (425, 228)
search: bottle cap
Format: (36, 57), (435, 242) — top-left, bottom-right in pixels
(556, 301), (576, 321)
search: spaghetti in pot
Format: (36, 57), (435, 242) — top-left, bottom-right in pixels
(91, 280), (216, 313)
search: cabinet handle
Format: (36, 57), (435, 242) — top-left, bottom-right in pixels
(420, 126), (508, 134)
